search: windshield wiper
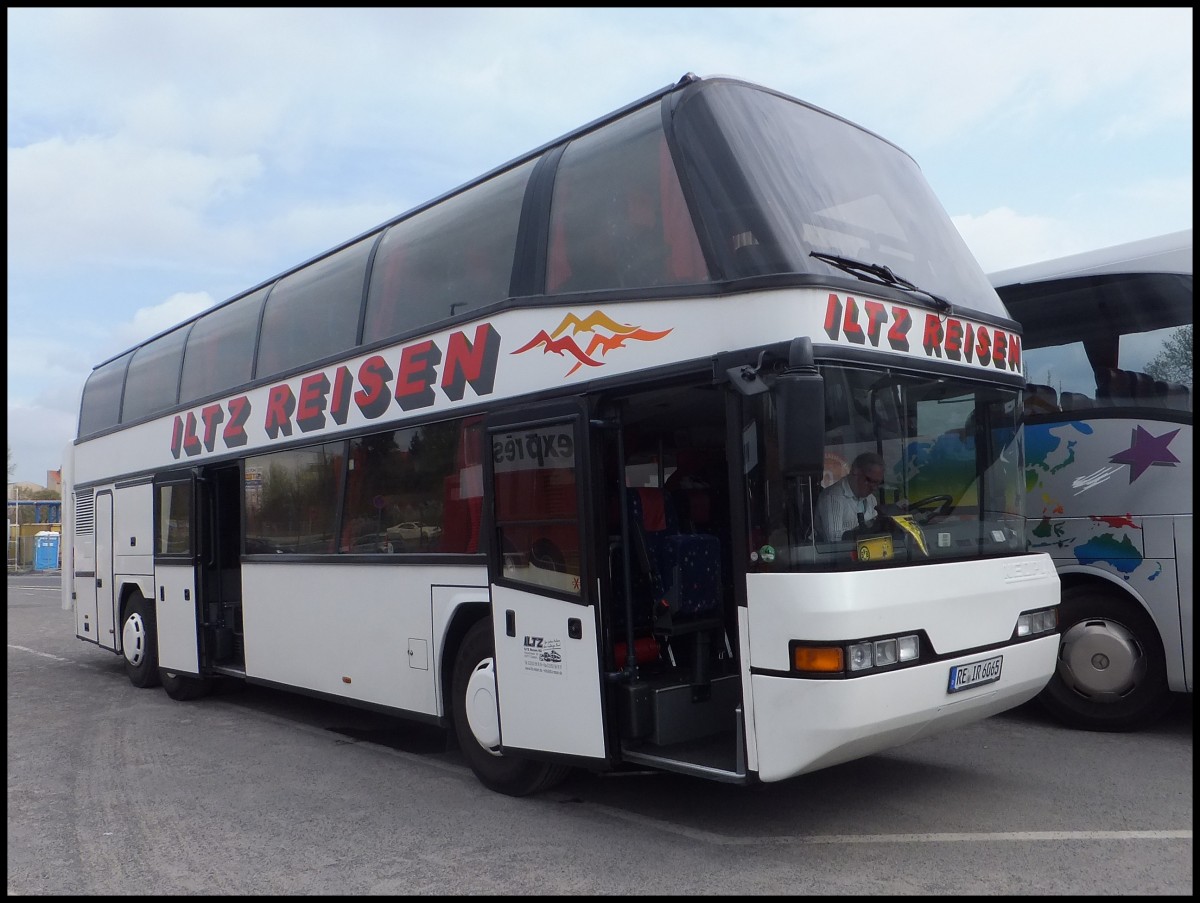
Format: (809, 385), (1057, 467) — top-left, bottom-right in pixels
(809, 251), (953, 313)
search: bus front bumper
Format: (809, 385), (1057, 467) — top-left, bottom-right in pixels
(749, 633), (1058, 783)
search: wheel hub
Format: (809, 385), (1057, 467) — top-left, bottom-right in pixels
(122, 612), (147, 667)
(1058, 617), (1144, 700)
(464, 656), (502, 755)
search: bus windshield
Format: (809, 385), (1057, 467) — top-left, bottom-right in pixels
(745, 364), (1024, 570)
(674, 81), (1007, 318)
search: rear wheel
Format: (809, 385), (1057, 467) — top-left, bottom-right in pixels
(121, 592), (161, 688)
(451, 619), (570, 796)
(1038, 584), (1174, 731)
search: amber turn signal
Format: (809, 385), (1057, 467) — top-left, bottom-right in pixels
(793, 645), (844, 673)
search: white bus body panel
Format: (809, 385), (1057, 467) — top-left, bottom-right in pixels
(93, 491), (115, 650)
(112, 482), (153, 576)
(490, 583), (606, 761)
(156, 562), (199, 674)
(240, 562), (484, 716)
(749, 637), (1057, 781)
(744, 554), (1059, 782)
(736, 605), (761, 774)
(72, 504), (97, 638)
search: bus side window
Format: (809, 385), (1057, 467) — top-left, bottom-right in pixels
(1160, 381), (1191, 411)
(363, 160), (533, 344)
(256, 238), (371, 381)
(1024, 383), (1060, 415)
(657, 137), (709, 283)
(546, 104), (707, 294)
(1132, 371), (1158, 404)
(1060, 391), (1094, 411)
(1095, 367), (1134, 405)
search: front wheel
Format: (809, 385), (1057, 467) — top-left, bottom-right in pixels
(161, 669), (214, 701)
(1038, 584), (1173, 731)
(451, 619), (570, 796)
(121, 592), (161, 688)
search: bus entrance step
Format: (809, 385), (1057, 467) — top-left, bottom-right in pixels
(618, 672), (740, 746)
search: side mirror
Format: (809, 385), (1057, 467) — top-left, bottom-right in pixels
(776, 338), (824, 476)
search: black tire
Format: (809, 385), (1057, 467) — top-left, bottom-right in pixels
(120, 592), (161, 688)
(160, 668), (214, 701)
(451, 619), (571, 797)
(1038, 584), (1174, 731)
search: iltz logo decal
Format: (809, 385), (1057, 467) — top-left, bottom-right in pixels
(511, 309), (672, 376)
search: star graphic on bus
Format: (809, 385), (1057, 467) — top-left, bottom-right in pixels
(511, 309), (672, 376)
(1108, 425), (1181, 483)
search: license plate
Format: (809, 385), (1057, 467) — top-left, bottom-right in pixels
(947, 655), (1003, 693)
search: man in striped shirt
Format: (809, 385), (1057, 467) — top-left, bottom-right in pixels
(815, 451), (888, 542)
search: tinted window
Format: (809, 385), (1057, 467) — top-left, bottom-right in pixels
(180, 287), (268, 404)
(244, 442), (345, 554)
(1010, 273), (1193, 414)
(256, 237), (374, 380)
(156, 482), (192, 556)
(78, 352), (132, 438)
(363, 160), (535, 344)
(547, 104), (708, 293)
(342, 416), (484, 554)
(491, 422), (581, 594)
(675, 82), (1006, 316)
(121, 326), (189, 423)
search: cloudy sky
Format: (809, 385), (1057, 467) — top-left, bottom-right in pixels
(6, 7), (1193, 486)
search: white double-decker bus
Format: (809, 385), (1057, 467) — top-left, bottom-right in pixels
(991, 230), (1192, 731)
(62, 73), (1059, 796)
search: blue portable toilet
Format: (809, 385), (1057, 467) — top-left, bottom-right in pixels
(34, 531), (60, 571)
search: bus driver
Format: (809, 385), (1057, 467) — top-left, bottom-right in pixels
(815, 452), (897, 541)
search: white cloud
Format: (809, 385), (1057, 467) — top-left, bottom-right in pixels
(7, 136), (263, 272)
(954, 208), (1082, 273)
(115, 291), (215, 349)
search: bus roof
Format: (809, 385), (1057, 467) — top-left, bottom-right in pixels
(988, 229), (1192, 287)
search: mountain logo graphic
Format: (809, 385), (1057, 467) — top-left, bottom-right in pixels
(511, 310), (672, 376)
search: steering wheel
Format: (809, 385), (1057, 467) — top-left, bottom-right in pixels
(906, 494), (954, 524)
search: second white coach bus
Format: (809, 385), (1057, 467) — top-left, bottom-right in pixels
(62, 74), (1059, 796)
(991, 230), (1192, 731)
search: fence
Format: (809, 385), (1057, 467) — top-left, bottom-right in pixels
(8, 522), (62, 572)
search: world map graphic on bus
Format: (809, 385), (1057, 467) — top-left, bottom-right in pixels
(1025, 419), (1180, 582)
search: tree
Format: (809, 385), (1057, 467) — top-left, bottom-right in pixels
(1144, 324), (1193, 387)
(7, 443), (13, 479)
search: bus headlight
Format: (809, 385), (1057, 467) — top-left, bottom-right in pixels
(792, 634), (921, 675)
(848, 643), (873, 671)
(1016, 607), (1058, 637)
(847, 634), (920, 672)
(873, 639), (898, 667)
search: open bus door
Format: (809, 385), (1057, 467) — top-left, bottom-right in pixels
(481, 401), (608, 765)
(153, 464), (242, 698)
(153, 473), (201, 679)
